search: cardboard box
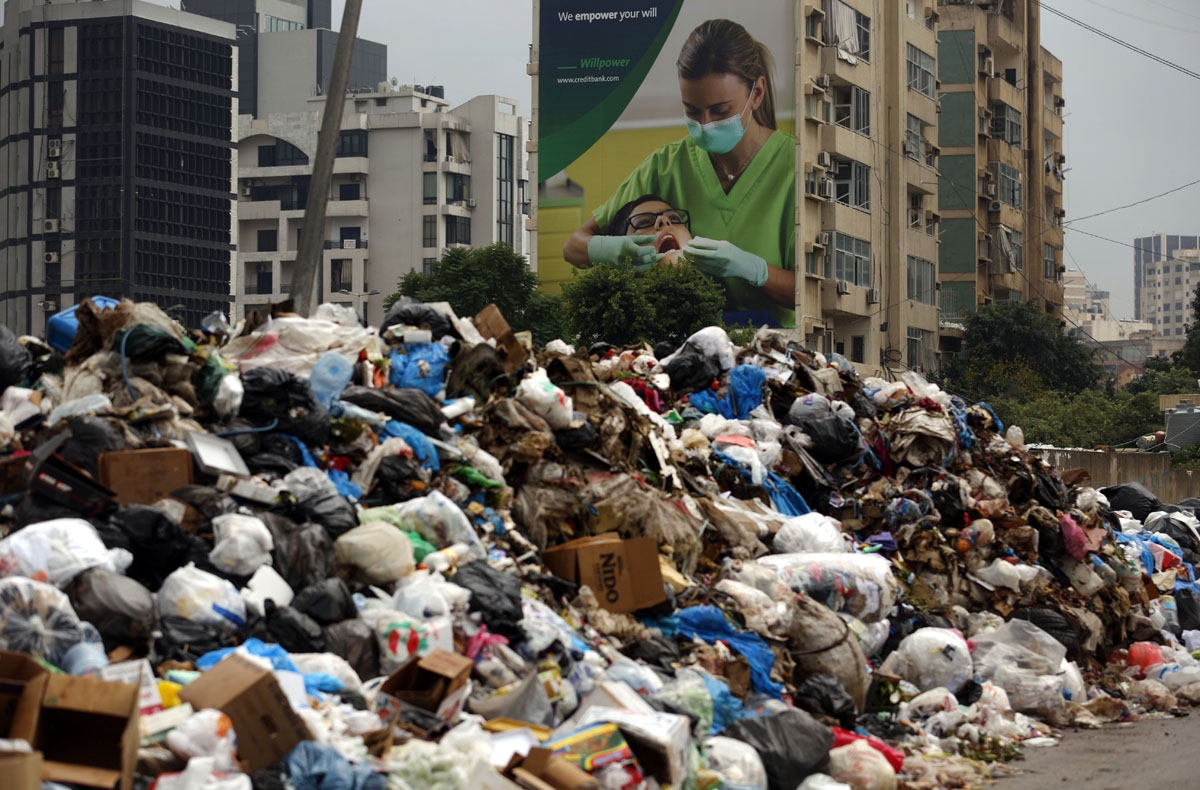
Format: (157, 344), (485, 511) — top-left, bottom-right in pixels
(507, 747), (600, 790)
(178, 654), (312, 772)
(98, 447), (194, 506)
(378, 648), (473, 719)
(0, 651), (50, 744)
(541, 536), (665, 614)
(475, 304), (530, 374)
(37, 673), (140, 790)
(0, 750), (42, 790)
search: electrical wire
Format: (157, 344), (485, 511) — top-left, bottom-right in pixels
(1065, 177), (1200, 225)
(1081, 0), (1200, 35)
(1037, 1), (1200, 81)
(1146, 0), (1200, 24)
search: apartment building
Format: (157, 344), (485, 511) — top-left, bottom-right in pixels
(234, 88), (530, 323)
(794, 0), (942, 373)
(935, 0), (1066, 343)
(0, 0), (237, 335)
(1135, 234), (1200, 330)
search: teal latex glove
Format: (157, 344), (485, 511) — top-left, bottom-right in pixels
(587, 234), (663, 269)
(683, 237), (769, 286)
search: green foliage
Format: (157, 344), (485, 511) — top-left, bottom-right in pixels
(1176, 284), (1200, 373)
(941, 300), (1100, 401)
(383, 244), (567, 346)
(992, 389), (1162, 449)
(561, 260), (725, 348)
(1126, 364), (1198, 397)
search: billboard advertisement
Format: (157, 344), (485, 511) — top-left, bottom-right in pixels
(537, 0), (797, 327)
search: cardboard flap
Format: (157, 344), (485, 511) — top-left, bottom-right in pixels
(40, 761), (122, 789)
(0, 750), (42, 790)
(43, 674), (138, 716)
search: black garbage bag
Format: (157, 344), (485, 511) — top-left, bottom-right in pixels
(790, 413), (861, 465)
(374, 455), (430, 503)
(240, 367), (331, 446)
(722, 709), (833, 790)
(622, 635), (683, 670)
(291, 579), (356, 626)
(293, 489), (358, 539)
(663, 350), (720, 397)
(1011, 608), (1082, 660)
(0, 325), (32, 395)
(1177, 586), (1200, 632)
(554, 420), (597, 452)
(220, 420), (264, 457)
(62, 416), (126, 478)
(246, 453), (301, 476)
(1145, 513), (1199, 553)
(262, 513), (334, 591)
(1101, 482), (1164, 522)
(169, 486), (239, 530)
(264, 600), (325, 654)
(69, 568), (156, 651)
(379, 299), (457, 340)
(324, 619), (380, 681)
(13, 493), (83, 529)
(454, 561), (524, 645)
(156, 616), (237, 664)
(112, 325), (187, 360)
(340, 386), (444, 436)
(445, 342), (509, 402)
(792, 673), (857, 730)
(109, 505), (207, 591)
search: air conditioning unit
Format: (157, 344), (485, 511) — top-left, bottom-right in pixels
(816, 151), (832, 169)
(902, 141), (917, 158)
(43, 219), (59, 233)
(37, 301), (57, 312)
(983, 56), (994, 76)
(985, 183), (997, 198)
(42, 251), (59, 264)
(988, 200), (1003, 213)
(818, 178), (834, 200)
(240, 186), (252, 196)
(867, 288), (880, 305)
(814, 74), (830, 91)
(836, 280), (851, 295)
(467, 198), (477, 208)
(47, 139), (62, 158)
(817, 231), (832, 248)
(46, 162), (60, 178)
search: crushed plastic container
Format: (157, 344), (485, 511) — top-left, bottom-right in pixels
(46, 295), (119, 353)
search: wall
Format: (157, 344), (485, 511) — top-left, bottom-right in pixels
(1032, 448), (1199, 504)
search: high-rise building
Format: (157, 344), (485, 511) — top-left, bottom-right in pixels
(234, 88), (530, 322)
(1134, 234), (1200, 324)
(0, 0), (237, 335)
(182, 0), (385, 118)
(935, 0), (1066, 329)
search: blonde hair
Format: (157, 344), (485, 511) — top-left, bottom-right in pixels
(676, 19), (776, 130)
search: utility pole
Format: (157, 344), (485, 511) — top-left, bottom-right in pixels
(291, 0), (364, 316)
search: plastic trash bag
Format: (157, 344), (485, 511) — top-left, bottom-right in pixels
(166, 709), (238, 772)
(392, 570), (471, 620)
(0, 325), (33, 394)
(390, 344), (451, 399)
(291, 578), (357, 626)
(62, 416), (125, 477)
(878, 629), (972, 695)
(109, 505), (208, 592)
(263, 600), (325, 654)
(379, 299), (457, 341)
(209, 514), (274, 577)
(774, 513), (849, 554)
(704, 735), (768, 790)
(68, 568), (155, 651)
(827, 740), (897, 790)
(285, 468), (359, 539)
(793, 674), (858, 730)
(0, 577), (88, 666)
(516, 368), (573, 430)
(157, 563), (247, 630)
(1100, 482), (1164, 522)
(0, 517), (121, 588)
(789, 596), (870, 713)
(388, 491), (486, 562)
(722, 708), (833, 790)
(240, 366), (330, 446)
(971, 618), (1067, 680)
(663, 348), (720, 396)
(453, 559), (524, 644)
(263, 513), (334, 591)
(287, 740), (385, 790)
(154, 757), (251, 790)
(334, 522), (415, 585)
(323, 619), (380, 682)
(676, 606), (784, 698)
(340, 386), (444, 436)
(366, 610), (454, 674)
(156, 616), (238, 664)
(758, 553), (897, 624)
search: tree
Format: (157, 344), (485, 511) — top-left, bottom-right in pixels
(560, 261), (725, 348)
(1175, 284), (1200, 373)
(941, 301), (1101, 401)
(383, 244), (566, 346)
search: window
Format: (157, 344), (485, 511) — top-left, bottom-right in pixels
(851, 336), (865, 364)
(906, 44), (936, 98)
(422, 258), (436, 275)
(446, 172), (471, 203)
(264, 15), (304, 32)
(856, 10), (871, 62)
(907, 327), (927, 371)
(905, 114), (922, 158)
(446, 215), (471, 245)
(423, 172), (437, 205)
(1177, 302), (1184, 311)
(330, 259), (350, 293)
(832, 159), (870, 211)
(1164, 316), (1172, 324)
(496, 133), (514, 246)
(339, 226), (361, 243)
(335, 130), (368, 158)
(907, 256), (936, 305)
(49, 27), (64, 75)
(1011, 229), (1022, 270)
(257, 229), (277, 252)
(990, 102), (1022, 148)
(805, 93), (831, 124)
(275, 140), (308, 166)
(424, 130), (437, 162)
(422, 215), (437, 248)
(834, 233), (871, 287)
(339, 182), (360, 201)
(997, 162), (1022, 207)
(1044, 243), (1056, 280)
(823, 2), (869, 61)
(833, 85), (870, 135)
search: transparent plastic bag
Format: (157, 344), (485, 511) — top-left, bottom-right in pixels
(774, 513), (848, 554)
(392, 569), (470, 619)
(879, 628), (972, 694)
(828, 740), (897, 790)
(334, 522), (415, 585)
(165, 710), (238, 772)
(655, 669), (715, 737)
(0, 577), (88, 666)
(387, 491), (486, 561)
(704, 735), (767, 790)
(208, 514), (274, 577)
(0, 518), (119, 588)
(971, 619), (1067, 680)
(363, 609), (453, 674)
(156, 563), (246, 630)
(758, 553), (898, 623)
(516, 368), (573, 429)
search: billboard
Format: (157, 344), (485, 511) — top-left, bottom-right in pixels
(536, 0), (797, 327)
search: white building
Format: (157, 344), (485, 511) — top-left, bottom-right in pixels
(234, 86), (530, 323)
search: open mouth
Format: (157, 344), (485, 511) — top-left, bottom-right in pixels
(656, 233), (681, 254)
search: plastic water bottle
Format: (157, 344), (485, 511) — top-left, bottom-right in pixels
(309, 352), (354, 409)
(423, 542), (472, 573)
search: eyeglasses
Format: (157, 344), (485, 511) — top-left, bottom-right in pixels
(626, 208), (690, 232)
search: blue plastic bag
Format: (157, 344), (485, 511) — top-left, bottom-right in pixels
(676, 606), (784, 699)
(390, 344), (450, 399)
(381, 421), (441, 471)
(729, 364), (765, 419)
(287, 741), (385, 790)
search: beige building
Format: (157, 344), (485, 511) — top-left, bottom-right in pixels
(936, 0), (1066, 341)
(1137, 243), (1200, 345)
(234, 88), (530, 323)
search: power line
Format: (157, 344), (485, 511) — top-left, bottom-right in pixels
(1066, 177), (1200, 225)
(1081, 0), (1200, 35)
(1145, 0), (1200, 25)
(1037, 1), (1200, 81)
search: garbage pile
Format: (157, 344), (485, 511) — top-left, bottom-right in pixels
(2, 296), (1200, 790)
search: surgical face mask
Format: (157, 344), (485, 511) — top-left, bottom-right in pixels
(685, 91), (753, 154)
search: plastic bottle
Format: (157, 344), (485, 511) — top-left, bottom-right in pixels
(308, 352), (355, 409)
(421, 542), (472, 573)
(60, 623), (109, 675)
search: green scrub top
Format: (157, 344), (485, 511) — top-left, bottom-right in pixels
(594, 130), (797, 327)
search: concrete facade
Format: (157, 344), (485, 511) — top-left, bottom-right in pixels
(1135, 237), (1200, 340)
(234, 88), (530, 323)
(0, 0), (237, 335)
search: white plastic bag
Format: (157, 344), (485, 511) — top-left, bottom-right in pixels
(392, 569), (471, 619)
(774, 513), (848, 554)
(704, 735), (767, 790)
(153, 757), (250, 790)
(239, 566), (294, 619)
(971, 618), (1067, 679)
(879, 628), (972, 694)
(828, 740), (897, 790)
(0, 518), (118, 588)
(390, 491), (486, 561)
(208, 514), (274, 577)
(157, 563), (246, 630)
(757, 553), (898, 623)
(363, 609), (454, 674)
(515, 368), (573, 429)
(165, 710), (238, 772)
(334, 522), (415, 585)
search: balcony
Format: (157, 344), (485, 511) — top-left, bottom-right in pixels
(332, 157), (369, 176)
(987, 77), (1021, 113)
(988, 12), (1023, 54)
(243, 282), (273, 295)
(238, 200), (281, 221)
(325, 239), (369, 250)
(327, 199), (370, 217)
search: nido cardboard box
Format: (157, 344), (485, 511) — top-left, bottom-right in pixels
(541, 536), (665, 614)
(98, 447), (194, 506)
(37, 673), (140, 790)
(179, 654), (312, 772)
